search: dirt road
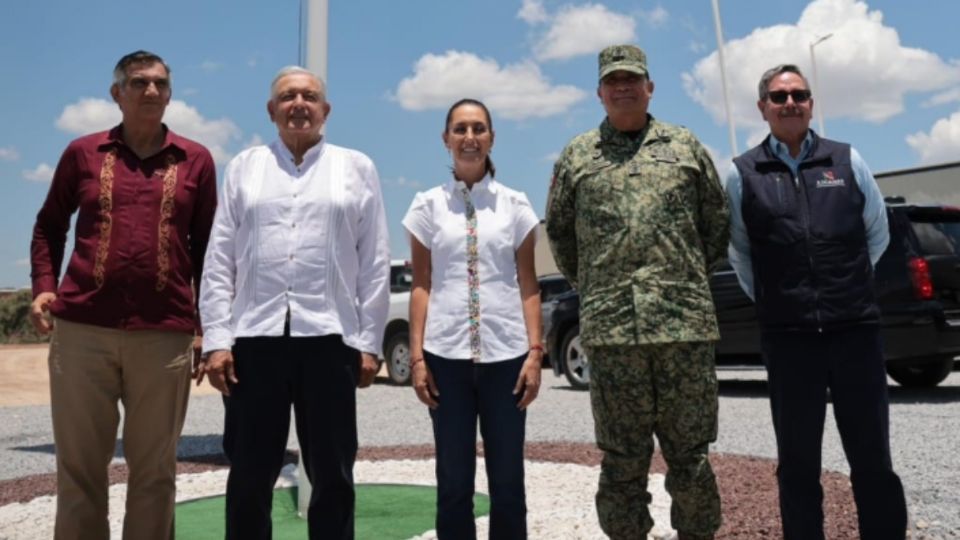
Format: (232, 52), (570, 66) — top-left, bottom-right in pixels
(0, 344), (221, 407)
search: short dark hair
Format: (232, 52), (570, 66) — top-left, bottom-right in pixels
(757, 64), (810, 100)
(445, 98), (496, 178)
(113, 50), (171, 86)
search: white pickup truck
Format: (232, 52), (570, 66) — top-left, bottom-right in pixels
(380, 260), (413, 384)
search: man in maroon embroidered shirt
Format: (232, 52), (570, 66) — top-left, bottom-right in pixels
(29, 50), (217, 540)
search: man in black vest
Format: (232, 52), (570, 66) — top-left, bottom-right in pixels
(724, 64), (907, 539)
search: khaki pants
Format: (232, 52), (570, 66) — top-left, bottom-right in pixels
(48, 317), (193, 540)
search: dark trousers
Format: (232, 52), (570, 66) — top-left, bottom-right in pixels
(425, 352), (528, 540)
(223, 334), (360, 540)
(762, 325), (907, 540)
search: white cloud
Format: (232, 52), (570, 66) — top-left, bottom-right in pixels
(541, 151), (560, 163)
(56, 98), (121, 134)
(13, 258), (29, 267)
(243, 134), (265, 150)
(688, 41), (707, 54)
(923, 87), (960, 108)
(533, 4), (636, 61)
(54, 98), (242, 164)
(0, 147), (19, 161)
(517, 0), (549, 24)
(744, 128), (769, 150)
(200, 60), (223, 72)
(393, 51), (587, 120)
(384, 176), (424, 190)
(640, 6), (669, 28)
(23, 163), (54, 182)
(682, 0), (960, 132)
(906, 110), (960, 165)
(701, 142), (731, 174)
(164, 101), (242, 164)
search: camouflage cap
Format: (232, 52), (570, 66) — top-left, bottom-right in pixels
(598, 44), (648, 80)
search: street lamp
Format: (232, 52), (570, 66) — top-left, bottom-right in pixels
(809, 33), (834, 136)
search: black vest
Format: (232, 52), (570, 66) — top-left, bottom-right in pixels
(733, 134), (879, 330)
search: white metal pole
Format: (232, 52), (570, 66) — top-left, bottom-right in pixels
(711, 0), (738, 157)
(297, 0), (328, 519)
(304, 0), (329, 81)
(809, 33), (833, 137)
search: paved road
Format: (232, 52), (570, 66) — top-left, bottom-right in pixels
(1, 360), (958, 536)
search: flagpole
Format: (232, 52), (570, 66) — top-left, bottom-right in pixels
(711, 0), (738, 156)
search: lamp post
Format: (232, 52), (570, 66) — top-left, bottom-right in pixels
(809, 33), (833, 136)
(710, 0), (738, 156)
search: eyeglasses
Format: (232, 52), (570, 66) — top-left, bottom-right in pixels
(767, 90), (811, 104)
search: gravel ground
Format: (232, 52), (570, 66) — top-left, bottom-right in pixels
(0, 460), (675, 540)
(0, 367), (958, 537)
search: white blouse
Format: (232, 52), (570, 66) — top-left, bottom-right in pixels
(200, 139), (390, 356)
(402, 176), (539, 363)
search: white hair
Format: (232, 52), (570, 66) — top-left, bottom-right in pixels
(269, 66), (327, 100)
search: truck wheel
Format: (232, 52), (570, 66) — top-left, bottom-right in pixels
(561, 325), (589, 390)
(384, 331), (412, 385)
(887, 356), (954, 388)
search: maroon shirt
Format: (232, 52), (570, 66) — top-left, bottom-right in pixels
(31, 125), (217, 333)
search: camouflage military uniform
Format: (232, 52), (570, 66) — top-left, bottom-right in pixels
(546, 115), (730, 538)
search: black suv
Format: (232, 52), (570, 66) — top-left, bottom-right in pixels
(546, 200), (960, 389)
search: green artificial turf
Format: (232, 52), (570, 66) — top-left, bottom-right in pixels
(176, 484), (490, 539)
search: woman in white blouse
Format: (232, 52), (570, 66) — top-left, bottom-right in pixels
(402, 98), (542, 539)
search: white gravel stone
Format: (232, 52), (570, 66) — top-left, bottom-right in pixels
(358, 459), (676, 540)
(0, 460), (676, 540)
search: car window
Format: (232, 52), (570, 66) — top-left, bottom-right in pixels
(910, 220), (960, 256)
(390, 265), (413, 293)
(539, 277), (573, 302)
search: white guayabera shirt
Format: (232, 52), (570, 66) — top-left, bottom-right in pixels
(200, 139), (390, 355)
(402, 176), (539, 363)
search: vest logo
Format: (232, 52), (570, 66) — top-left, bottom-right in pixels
(816, 170), (845, 188)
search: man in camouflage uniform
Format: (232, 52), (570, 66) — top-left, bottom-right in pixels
(546, 44), (729, 540)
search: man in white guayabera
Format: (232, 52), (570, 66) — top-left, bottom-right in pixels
(199, 66), (390, 540)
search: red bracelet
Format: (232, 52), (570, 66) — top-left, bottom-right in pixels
(409, 356), (424, 367)
(529, 344), (545, 353)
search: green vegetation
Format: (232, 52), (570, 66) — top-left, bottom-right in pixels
(176, 484), (490, 539)
(0, 289), (47, 344)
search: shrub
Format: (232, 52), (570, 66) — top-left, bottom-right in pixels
(0, 289), (48, 344)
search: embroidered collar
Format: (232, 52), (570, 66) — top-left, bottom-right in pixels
(449, 173), (496, 196)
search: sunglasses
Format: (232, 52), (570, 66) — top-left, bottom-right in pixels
(767, 90), (811, 104)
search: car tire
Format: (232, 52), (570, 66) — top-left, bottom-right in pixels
(887, 356), (954, 388)
(561, 325), (589, 390)
(384, 331), (412, 385)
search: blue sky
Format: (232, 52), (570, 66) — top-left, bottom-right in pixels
(2, 0), (960, 288)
